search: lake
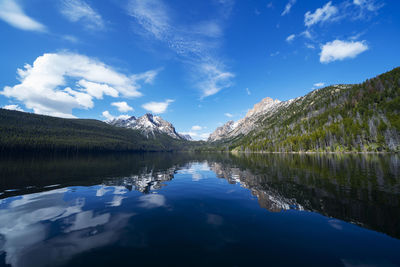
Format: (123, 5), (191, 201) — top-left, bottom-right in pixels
(0, 152), (399, 266)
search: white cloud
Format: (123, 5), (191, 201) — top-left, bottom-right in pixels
(302, 0), (382, 29)
(198, 63), (234, 98)
(286, 34), (296, 42)
(102, 110), (114, 121)
(60, 0), (104, 30)
(349, 31), (366, 41)
(128, 0), (234, 98)
(313, 82), (325, 87)
(131, 70), (158, 84)
(353, 0), (383, 11)
(301, 30), (312, 39)
(224, 113), (233, 118)
(0, 0), (46, 32)
(191, 125), (202, 131)
(305, 43), (315, 49)
(62, 35), (79, 43)
(111, 101), (133, 112)
(246, 88), (251, 95)
(78, 80), (119, 99)
(128, 0), (170, 40)
(304, 1), (338, 27)
(142, 99), (174, 114)
(1, 52), (157, 118)
(320, 40), (368, 63)
(281, 0), (296, 16)
(191, 20), (223, 38)
(102, 110), (130, 122)
(2, 104), (23, 112)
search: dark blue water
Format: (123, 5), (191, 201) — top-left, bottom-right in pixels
(0, 153), (399, 266)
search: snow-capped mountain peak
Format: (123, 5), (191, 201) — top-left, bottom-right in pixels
(108, 113), (189, 140)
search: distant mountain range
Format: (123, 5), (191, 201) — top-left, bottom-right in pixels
(107, 113), (192, 140)
(208, 67), (400, 152)
(0, 67), (398, 153)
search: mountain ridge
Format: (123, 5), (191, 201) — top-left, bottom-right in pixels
(208, 97), (294, 142)
(107, 113), (190, 140)
(207, 67), (400, 152)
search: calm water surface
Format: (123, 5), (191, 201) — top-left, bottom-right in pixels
(0, 153), (399, 266)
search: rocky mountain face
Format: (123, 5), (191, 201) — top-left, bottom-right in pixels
(208, 67), (400, 152)
(108, 113), (190, 140)
(208, 97), (292, 142)
(180, 134), (193, 141)
(208, 120), (236, 142)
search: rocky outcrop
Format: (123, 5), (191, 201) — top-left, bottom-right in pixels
(208, 121), (236, 142)
(179, 134), (193, 141)
(208, 97), (291, 142)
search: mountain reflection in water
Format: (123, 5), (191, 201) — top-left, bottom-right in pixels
(0, 152), (399, 267)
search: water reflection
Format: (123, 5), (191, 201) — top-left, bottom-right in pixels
(0, 152), (399, 266)
(213, 153), (400, 238)
(0, 187), (135, 267)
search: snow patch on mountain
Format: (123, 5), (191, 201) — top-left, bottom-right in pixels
(108, 113), (189, 140)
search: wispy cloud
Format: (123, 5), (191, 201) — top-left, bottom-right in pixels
(353, 0), (384, 12)
(313, 82), (325, 87)
(131, 70), (158, 85)
(270, 51), (280, 57)
(127, 0), (234, 98)
(198, 62), (234, 98)
(111, 101), (133, 112)
(224, 112), (233, 118)
(60, 0), (104, 30)
(281, 0), (297, 16)
(0, 0), (46, 32)
(305, 43), (315, 49)
(301, 30), (312, 39)
(62, 35), (79, 43)
(1, 52), (157, 118)
(191, 125), (202, 131)
(304, 0), (382, 28)
(304, 1), (338, 27)
(142, 99), (174, 114)
(320, 40), (368, 63)
(286, 34), (296, 43)
(246, 88), (251, 95)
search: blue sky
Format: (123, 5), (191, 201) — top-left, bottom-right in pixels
(0, 0), (399, 139)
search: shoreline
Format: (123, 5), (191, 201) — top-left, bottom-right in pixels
(231, 151), (397, 154)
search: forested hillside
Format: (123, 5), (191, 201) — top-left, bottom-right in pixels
(213, 67), (400, 152)
(0, 109), (192, 153)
